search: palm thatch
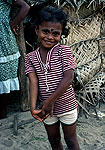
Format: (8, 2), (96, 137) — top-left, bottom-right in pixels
(28, 0), (105, 12)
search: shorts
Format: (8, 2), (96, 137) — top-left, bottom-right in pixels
(43, 108), (78, 126)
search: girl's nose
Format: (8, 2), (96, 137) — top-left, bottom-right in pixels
(47, 33), (53, 39)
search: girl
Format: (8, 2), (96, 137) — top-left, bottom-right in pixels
(0, 0), (30, 119)
(25, 6), (79, 150)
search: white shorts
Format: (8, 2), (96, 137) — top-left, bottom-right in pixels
(43, 108), (78, 126)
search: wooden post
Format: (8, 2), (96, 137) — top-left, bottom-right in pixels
(17, 22), (30, 111)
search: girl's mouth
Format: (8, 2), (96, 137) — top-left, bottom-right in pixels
(44, 39), (54, 45)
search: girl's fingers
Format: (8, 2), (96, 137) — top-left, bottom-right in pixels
(43, 114), (49, 120)
(36, 116), (43, 122)
(42, 110), (46, 116)
(33, 115), (43, 122)
(50, 110), (53, 117)
(31, 109), (50, 121)
(32, 109), (42, 114)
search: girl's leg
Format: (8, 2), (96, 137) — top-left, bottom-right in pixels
(61, 122), (79, 150)
(44, 121), (63, 150)
(0, 94), (8, 119)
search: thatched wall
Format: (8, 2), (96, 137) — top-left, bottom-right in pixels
(66, 15), (102, 45)
(61, 4), (105, 115)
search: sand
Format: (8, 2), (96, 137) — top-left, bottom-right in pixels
(0, 102), (105, 150)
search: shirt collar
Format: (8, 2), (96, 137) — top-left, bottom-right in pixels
(35, 44), (60, 71)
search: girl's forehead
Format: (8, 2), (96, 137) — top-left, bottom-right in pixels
(40, 21), (63, 30)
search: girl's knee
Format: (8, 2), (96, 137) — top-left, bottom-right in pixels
(48, 136), (61, 147)
(64, 136), (79, 149)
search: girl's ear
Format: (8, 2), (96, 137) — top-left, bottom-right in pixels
(35, 26), (38, 35)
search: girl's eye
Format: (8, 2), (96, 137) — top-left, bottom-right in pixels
(52, 31), (61, 37)
(42, 29), (49, 34)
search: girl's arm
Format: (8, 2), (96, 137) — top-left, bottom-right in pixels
(28, 72), (38, 111)
(41, 69), (74, 116)
(10, 0), (30, 33)
(28, 72), (44, 122)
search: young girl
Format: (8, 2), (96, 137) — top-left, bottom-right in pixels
(25, 6), (79, 150)
(0, 0), (30, 119)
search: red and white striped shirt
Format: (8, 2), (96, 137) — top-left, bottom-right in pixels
(25, 44), (78, 115)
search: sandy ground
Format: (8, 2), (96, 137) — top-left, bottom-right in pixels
(0, 102), (105, 150)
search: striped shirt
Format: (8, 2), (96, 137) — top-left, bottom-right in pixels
(25, 44), (78, 115)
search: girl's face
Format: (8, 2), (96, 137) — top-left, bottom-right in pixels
(35, 21), (63, 49)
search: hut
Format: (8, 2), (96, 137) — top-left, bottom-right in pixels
(16, 0), (105, 116)
(58, 0), (105, 116)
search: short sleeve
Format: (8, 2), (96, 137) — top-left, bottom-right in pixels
(25, 54), (35, 75)
(61, 45), (75, 72)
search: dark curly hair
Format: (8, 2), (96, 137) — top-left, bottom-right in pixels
(35, 6), (69, 37)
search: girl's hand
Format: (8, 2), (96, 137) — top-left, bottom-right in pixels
(40, 100), (54, 117)
(31, 109), (49, 122)
(10, 21), (19, 36)
(31, 109), (43, 122)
